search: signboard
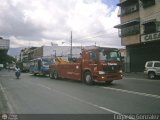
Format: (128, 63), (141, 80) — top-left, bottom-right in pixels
(141, 32), (160, 42)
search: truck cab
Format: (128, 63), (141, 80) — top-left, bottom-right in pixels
(81, 47), (123, 84)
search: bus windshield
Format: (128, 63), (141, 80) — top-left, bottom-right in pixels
(42, 58), (53, 65)
(99, 51), (121, 61)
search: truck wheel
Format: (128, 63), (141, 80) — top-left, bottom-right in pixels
(148, 72), (155, 79)
(84, 72), (94, 85)
(53, 70), (59, 79)
(105, 81), (113, 84)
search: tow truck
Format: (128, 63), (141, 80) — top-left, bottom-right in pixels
(49, 47), (123, 85)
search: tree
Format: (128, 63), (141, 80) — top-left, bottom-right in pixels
(0, 54), (16, 68)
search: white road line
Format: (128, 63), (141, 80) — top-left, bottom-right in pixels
(50, 88), (135, 119)
(51, 88), (122, 114)
(102, 87), (160, 99)
(27, 82), (136, 119)
(0, 83), (14, 113)
(36, 83), (52, 90)
(29, 82), (122, 114)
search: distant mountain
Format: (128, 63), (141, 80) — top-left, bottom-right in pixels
(7, 47), (24, 57)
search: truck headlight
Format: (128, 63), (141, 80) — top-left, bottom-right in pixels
(99, 71), (105, 75)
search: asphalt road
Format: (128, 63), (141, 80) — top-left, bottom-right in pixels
(0, 70), (160, 119)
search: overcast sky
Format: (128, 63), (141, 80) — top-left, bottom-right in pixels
(0, 0), (121, 48)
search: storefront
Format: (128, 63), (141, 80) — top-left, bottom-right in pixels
(127, 38), (160, 72)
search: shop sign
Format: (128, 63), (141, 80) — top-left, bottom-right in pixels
(141, 32), (160, 42)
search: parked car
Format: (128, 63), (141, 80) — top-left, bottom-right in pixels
(144, 61), (160, 79)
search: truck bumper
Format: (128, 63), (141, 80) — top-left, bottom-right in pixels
(93, 73), (123, 82)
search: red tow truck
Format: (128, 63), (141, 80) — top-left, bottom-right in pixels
(49, 47), (123, 85)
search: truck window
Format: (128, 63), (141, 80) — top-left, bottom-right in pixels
(99, 51), (120, 61)
(89, 52), (97, 61)
(99, 52), (107, 60)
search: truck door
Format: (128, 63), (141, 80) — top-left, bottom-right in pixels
(88, 51), (98, 73)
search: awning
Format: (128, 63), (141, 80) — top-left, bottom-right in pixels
(117, 0), (138, 6)
(142, 19), (156, 24)
(114, 19), (140, 28)
(117, 0), (127, 6)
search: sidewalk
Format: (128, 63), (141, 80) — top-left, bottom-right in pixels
(0, 69), (10, 113)
(123, 72), (147, 79)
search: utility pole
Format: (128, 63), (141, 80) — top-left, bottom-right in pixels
(70, 31), (72, 59)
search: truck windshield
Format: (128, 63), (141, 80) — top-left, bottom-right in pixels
(99, 51), (121, 61)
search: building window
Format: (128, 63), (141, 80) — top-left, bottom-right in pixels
(156, 21), (160, 31)
(120, 24), (140, 37)
(143, 22), (156, 34)
(121, 4), (138, 16)
(141, 0), (155, 8)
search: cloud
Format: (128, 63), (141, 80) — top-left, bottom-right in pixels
(0, 0), (120, 48)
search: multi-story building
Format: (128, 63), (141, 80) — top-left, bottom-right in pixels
(115, 0), (160, 72)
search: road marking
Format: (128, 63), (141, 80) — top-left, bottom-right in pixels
(50, 88), (135, 119)
(51, 88), (121, 114)
(18, 81), (135, 119)
(102, 87), (160, 99)
(0, 83), (14, 113)
(29, 82), (122, 114)
(36, 83), (52, 90)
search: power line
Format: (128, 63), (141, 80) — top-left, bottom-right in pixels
(74, 31), (118, 41)
(73, 27), (117, 41)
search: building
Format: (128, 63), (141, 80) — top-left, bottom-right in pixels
(0, 37), (10, 55)
(0, 37), (10, 68)
(20, 44), (82, 61)
(115, 0), (160, 72)
(19, 47), (38, 62)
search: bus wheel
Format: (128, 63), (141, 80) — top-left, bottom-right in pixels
(53, 70), (59, 80)
(84, 72), (94, 85)
(49, 72), (54, 79)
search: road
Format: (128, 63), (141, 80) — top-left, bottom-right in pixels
(0, 70), (160, 119)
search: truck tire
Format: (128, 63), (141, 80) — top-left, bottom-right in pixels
(84, 71), (94, 85)
(53, 70), (59, 80)
(105, 81), (113, 84)
(148, 72), (155, 79)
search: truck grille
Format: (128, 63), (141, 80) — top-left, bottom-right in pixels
(103, 65), (121, 73)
